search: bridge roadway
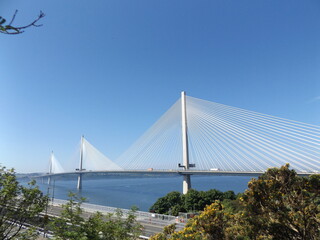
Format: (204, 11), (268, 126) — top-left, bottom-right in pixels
(41, 169), (313, 194)
(43, 169), (313, 178)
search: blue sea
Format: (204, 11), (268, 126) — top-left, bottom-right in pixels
(31, 175), (253, 211)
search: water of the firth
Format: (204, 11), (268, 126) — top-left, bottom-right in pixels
(33, 175), (254, 211)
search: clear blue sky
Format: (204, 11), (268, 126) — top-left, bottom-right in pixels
(0, 0), (319, 173)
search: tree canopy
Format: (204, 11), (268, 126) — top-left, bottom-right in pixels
(151, 164), (320, 240)
(1, 163), (319, 239)
(0, 167), (47, 239)
(150, 189), (236, 216)
(0, 166), (142, 239)
(50, 192), (142, 240)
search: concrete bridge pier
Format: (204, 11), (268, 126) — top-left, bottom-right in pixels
(183, 175), (191, 194)
(47, 176), (51, 185)
(77, 173), (82, 189)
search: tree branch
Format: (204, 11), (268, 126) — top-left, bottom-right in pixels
(0, 10), (45, 35)
(8, 10), (18, 26)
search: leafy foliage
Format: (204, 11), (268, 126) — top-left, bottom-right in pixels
(232, 164), (320, 239)
(151, 164), (320, 240)
(0, 166), (143, 239)
(150, 189), (236, 216)
(50, 192), (142, 240)
(150, 191), (184, 215)
(0, 167), (47, 239)
(151, 201), (228, 240)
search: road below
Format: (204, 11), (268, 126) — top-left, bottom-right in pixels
(44, 201), (186, 238)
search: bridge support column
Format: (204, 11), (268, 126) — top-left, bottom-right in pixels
(77, 173), (82, 189)
(48, 151), (53, 185)
(77, 136), (84, 189)
(181, 91), (192, 194)
(183, 175), (191, 194)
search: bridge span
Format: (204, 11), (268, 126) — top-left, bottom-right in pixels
(41, 169), (314, 188)
(43, 169), (266, 179)
(44, 92), (320, 194)
(44, 169), (317, 177)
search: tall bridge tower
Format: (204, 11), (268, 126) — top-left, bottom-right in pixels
(47, 151), (53, 185)
(77, 136), (84, 189)
(181, 91), (192, 194)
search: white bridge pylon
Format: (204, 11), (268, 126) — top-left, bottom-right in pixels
(48, 151), (65, 174)
(48, 137), (122, 174)
(116, 93), (320, 174)
(47, 92), (320, 193)
(76, 136), (122, 189)
(80, 137), (122, 171)
(47, 151), (65, 185)
(47, 136), (122, 189)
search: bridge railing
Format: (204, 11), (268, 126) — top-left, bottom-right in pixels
(51, 199), (186, 229)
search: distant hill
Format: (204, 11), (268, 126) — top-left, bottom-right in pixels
(16, 172), (45, 179)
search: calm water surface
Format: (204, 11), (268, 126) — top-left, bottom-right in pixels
(32, 175), (254, 211)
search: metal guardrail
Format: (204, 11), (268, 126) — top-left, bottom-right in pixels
(51, 199), (186, 229)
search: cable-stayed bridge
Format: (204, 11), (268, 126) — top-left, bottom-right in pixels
(44, 92), (320, 194)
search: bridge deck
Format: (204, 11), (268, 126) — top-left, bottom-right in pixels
(41, 169), (314, 178)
